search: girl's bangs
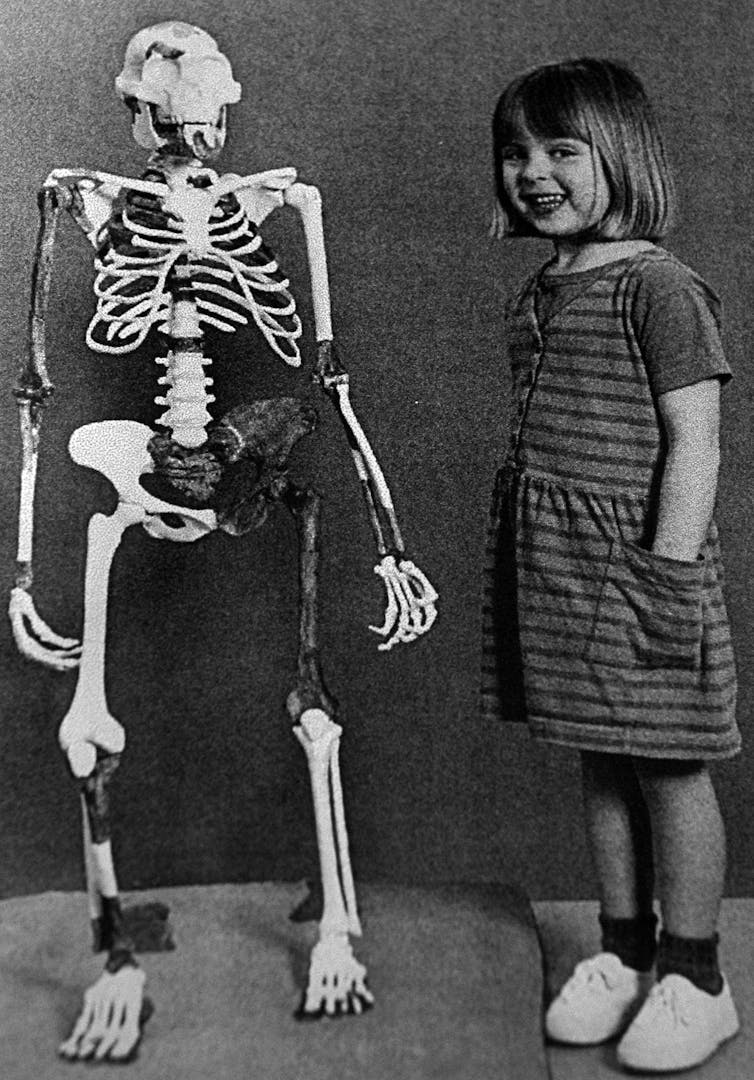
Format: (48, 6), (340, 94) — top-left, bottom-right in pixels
(498, 70), (592, 145)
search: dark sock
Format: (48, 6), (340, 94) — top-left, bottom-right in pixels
(599, 912), (658, 972)
(656, 929), (724, 995)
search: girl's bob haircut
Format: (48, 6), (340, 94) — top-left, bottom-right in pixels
(492, 57), (675, 241)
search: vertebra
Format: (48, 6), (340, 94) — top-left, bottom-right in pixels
(154, 348), (214, 448)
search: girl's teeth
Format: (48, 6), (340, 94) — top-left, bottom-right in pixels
(531, 195), (564, 207)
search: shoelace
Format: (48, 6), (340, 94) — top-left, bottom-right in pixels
(561, 957), (620, 1001)
(636, 982), (690, 1029)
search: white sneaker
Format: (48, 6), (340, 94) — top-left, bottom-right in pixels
(616, 973), (740, 1072)
(545, 952), (654, 1045)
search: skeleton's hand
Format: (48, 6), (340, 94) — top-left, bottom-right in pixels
(369, 555), (438, 651)
(8, 587), (81, 670)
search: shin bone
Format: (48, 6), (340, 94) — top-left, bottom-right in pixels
(294, 708), (358, 937)
(294, 708), (373, 1016)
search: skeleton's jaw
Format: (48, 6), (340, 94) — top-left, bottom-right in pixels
(152, 124), (226, 163)
(131, 102), (227, 161)
(181, 121), (227, 161)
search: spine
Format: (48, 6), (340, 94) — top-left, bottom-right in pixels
(155, 300), (214, 447)
(154, 346), (214, 448)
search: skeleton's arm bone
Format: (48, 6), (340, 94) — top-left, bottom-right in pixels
(318, 349), (414, 563)
(283, 183), (438, 644)
(321, 372), (439, 655)
(282, 183), (400, 549)
(19, 185), (62, 405)
(331, 378), (406, 554)
(10, 183), (82, 666)
(343, 439), (389, 556)
(283, 181), (333, 344)
(10, 172), (132, 665)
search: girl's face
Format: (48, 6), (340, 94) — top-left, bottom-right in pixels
(500, 125), (610, 242)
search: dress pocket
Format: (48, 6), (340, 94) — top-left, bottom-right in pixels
(584, 539), (704, 670)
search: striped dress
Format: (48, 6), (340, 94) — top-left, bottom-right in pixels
(481, 248), (739, 759)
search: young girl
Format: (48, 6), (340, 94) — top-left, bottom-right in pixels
(481, 58), (741, 1072)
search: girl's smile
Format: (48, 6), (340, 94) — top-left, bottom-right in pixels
(501, 128), (610, 242)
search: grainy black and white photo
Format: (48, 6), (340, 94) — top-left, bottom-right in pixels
(0, 2), (751, 1077)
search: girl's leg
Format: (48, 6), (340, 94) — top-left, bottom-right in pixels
(580, 751), (657, 973)
(581, 750), (655, 918)
(615, 761), (738, 1073)
(633, 757), (726, 994)
(632, 758), (725, 939)
(544, 751), (656, 1045)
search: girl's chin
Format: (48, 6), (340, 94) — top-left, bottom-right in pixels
(527, 218), (573, 237)
(525, 215), (596, 241)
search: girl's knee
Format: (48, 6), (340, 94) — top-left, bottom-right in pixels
(632, 756), (714, 809)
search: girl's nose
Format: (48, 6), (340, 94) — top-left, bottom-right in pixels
(521, 150), (551, 183)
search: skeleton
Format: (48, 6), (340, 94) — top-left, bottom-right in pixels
(9, 23), (437, 1063)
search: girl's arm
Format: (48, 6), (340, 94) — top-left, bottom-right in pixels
(652, 378), (721, 561)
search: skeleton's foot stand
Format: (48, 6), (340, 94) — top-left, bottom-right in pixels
(59, 758), (152, 1063)
(293, 711), (373, 1017)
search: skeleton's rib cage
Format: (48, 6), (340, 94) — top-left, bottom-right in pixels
(86, 171), (302, 364)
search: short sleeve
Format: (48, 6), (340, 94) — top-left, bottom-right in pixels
(629, 259), (732, 397)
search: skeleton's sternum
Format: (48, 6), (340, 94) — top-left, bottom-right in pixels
(154, 299), (215, 448)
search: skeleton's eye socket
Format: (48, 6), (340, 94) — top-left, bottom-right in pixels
(159, 513), (186, 529)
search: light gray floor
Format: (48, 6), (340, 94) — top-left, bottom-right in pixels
(0, 882), (548, 1080)
(533, 898), (754, 1080)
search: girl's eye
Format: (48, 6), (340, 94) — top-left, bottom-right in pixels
(500, 146), (524, 161)
(550, 145), (578, 159)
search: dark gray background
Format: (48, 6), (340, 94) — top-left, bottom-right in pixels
(1, 0), (752, 901)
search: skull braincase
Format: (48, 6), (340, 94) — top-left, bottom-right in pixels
(115, 21), (241, 121)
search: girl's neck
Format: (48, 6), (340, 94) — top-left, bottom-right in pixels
(548, 238), (656, 275)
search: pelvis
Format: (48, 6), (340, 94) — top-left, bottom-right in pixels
(69, 398), (317, 542)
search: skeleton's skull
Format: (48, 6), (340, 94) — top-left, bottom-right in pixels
(115, 22), (242, 159)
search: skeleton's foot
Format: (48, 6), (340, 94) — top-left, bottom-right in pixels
(59, 965), (152, 1063)
(297, 934), (374, 1018)
(8, 587), (81, 670)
